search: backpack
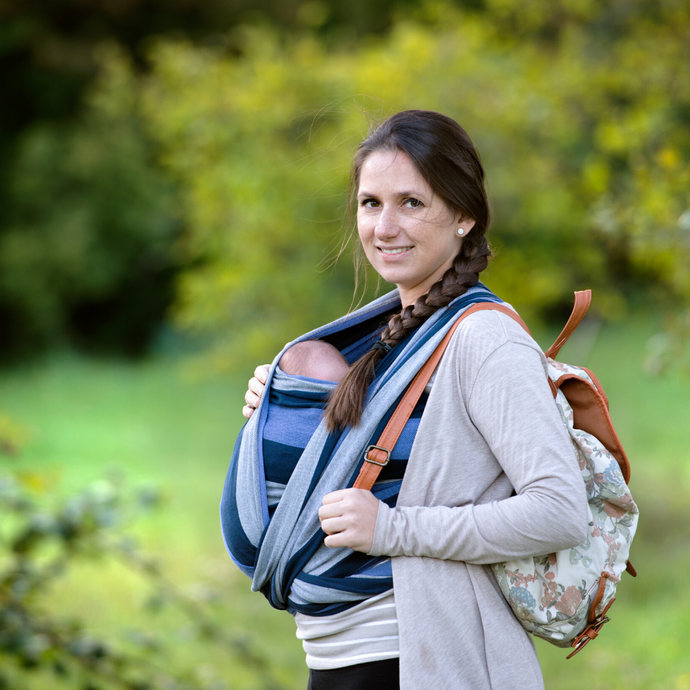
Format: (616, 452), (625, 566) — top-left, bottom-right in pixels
(354, 290), (638, 657)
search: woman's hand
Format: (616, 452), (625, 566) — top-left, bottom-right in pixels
(319, 489), (380, 553)
(242, 364), (270, 419)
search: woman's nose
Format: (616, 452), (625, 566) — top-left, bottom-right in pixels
(374, 208), (400, 239)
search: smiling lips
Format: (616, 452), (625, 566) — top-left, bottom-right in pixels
(378, 246), (413, 255)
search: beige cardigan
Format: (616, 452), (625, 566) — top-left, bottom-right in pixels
(369, 310), (590, 689)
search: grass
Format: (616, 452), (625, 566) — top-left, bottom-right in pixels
(1, 315), (690, 689)
(0, 355), (308, 689)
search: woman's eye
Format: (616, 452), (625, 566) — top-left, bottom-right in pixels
(405, 198), (422, 208)
(360, 199), (379, 208)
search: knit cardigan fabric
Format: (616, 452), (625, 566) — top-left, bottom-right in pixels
(368, 309), (590, 690)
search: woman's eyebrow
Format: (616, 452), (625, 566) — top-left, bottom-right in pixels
(357, 189), (424, 199)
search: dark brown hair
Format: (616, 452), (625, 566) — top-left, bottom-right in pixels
(324, 110), (492, 431)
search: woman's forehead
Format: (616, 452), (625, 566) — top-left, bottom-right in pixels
(358, 149), (430, 194)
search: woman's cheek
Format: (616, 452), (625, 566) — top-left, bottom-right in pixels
(357, 226), (376, 261)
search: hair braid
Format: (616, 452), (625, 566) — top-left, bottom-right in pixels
(324, 110), (492, 431)
(324, 233), (492, 431)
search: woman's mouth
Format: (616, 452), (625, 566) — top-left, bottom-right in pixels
(378, 246), (413, 255)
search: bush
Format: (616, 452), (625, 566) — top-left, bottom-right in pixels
(0, 416), (284, 690)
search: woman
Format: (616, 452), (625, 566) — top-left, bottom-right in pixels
(224, 110), (589, 689)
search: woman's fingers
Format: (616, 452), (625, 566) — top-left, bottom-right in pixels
(254, 364), (270, 384)
(321, 489), (348, 506)
(244, 386), (261, 407)
(318, 490), (353, 528)
(247, 365), (270, 399)
(318, 489), (380, 553)
(241, 364), (271, 418)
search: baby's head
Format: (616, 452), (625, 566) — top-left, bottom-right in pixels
(279, 340), (350, 383)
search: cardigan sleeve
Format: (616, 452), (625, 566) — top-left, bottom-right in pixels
(368, 316), (590, 564)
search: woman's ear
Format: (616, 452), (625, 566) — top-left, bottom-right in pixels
(457, 217), (476, 235)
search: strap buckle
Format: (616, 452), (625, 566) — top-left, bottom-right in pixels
(566, 616), (611, 658)
(364, 445), (391, 467)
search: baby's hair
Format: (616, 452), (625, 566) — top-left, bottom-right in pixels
(279, 340), (350, 383)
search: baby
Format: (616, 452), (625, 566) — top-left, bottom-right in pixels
(278, 340), (350, 383)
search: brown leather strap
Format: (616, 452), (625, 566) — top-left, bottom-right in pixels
(353, 292), (620, 661)
(566, 573), (614, 659)
(588, 572), (610, 624)
(545, 290), (592, 360)
(353, 302), (530, 491)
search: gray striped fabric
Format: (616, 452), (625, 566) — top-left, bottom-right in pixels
(220, 285), (502, 615)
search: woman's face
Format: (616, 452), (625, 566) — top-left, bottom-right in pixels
(357, 148), (474, 308)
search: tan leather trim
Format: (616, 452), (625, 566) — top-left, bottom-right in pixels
(354, 292), (633, 499)
(545, 290), (592, 360)
(581, 366), (609, 409)
(588, 572), (610, 624)
(555, 375), (631, 483)
(457, 302), (532, 336)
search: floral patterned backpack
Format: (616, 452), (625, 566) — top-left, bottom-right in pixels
(354, 290), (638, 657)
(487, 290), (638, 657)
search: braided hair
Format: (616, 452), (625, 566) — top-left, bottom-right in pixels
(324, 110), (492, 431)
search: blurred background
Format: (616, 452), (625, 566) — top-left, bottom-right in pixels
(0, 0), (688, 688)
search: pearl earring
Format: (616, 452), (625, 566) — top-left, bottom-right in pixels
(457, 227), (465, 236)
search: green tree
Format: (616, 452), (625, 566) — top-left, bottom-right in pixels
(0, 0), (445, 361)
(138, 0), (690, 368)
(0, 48), (178, 359)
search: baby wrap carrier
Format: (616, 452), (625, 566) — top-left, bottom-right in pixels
(220, 285), (503, 616)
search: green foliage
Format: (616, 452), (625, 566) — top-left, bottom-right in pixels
(0, 412), (31, 458)
(139, 31), (367, 370)
(0, 464), (284, 690)
(644, 307), (690, 376)
(0, 47), (178, 360)
(0, 0), (460, 363)
(0, 403), (283, 689)
(134, 0), (690, 368)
